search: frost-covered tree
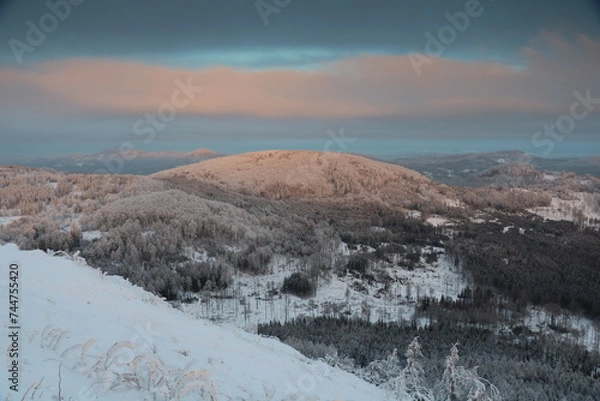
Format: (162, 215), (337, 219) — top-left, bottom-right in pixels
(386, 337), (434, 401)
(364, 347), (402, 385)
(436, 343), (501, 401)
(360, 339), (501, 401)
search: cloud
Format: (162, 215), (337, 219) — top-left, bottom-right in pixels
(0, 33), (599, 120)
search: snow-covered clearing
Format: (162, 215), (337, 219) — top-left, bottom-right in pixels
(182, 247), (469, 327)
(0, 216), (22, 227)
(425, 216), (449, 227)
(528, 193), (600, 228)
(523, 306), (600, 353)
(81, 231), (102, 241)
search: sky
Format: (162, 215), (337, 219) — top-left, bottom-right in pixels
(0, 0), (599, 162)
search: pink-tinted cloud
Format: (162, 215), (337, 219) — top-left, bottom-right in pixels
(1, 33), (598, 119)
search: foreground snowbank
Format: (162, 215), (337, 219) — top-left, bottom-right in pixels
(0, 244), (387, 400)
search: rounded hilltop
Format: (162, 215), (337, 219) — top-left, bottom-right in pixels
(152, 150), (450, 206)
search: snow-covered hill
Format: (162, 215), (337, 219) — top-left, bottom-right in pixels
(152, 150), (446, 205)
(0, 244), (388, 401)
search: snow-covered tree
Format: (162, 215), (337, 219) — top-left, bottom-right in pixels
(364, 348), (402, 385)
(386, 337), (434, 401)
(436, 343), (501, 401)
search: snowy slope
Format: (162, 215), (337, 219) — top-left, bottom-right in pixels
(0, 244), (389, 401)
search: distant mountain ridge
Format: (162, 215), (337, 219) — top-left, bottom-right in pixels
(17, 148), (600, 181)
(28, 148), (221, 175)
(393, 150), (600, 185)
